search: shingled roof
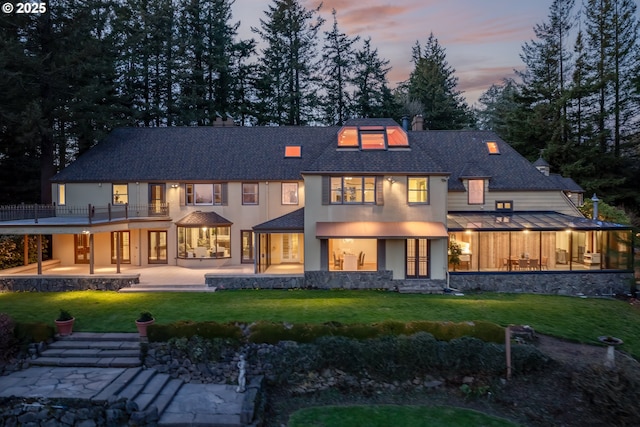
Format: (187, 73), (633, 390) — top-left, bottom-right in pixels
(50, 121), (578, 193)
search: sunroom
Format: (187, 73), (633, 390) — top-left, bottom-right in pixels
(447, 212), (633, 272)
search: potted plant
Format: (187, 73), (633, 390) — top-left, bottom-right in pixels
(55, 309), (75, 336)
(135, 311), (155, 337)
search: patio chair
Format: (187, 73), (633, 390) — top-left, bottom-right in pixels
(500, 258), (509, 270)
(529, 258), (539, 270)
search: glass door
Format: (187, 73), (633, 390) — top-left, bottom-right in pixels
(149, 184), (166, 216)
(281, 233), (299, 262)
(241, 230), (254, 263)
(148, 231), (167, 264)
(74, 234), (90, 264)
(406, 238), (429, 278)
(111, 231), (131, 264)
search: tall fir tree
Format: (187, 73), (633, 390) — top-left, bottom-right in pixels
(351, 37), (397, 119)
(253, 0), (324, 125)
(319, 9), (359, 125)
(407, 33), (471, 130)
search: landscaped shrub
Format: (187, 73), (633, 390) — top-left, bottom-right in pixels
(315, 335), (365, 373)
(13, 322), (55, 344)
(166, 335), (236, 363)
(147, 320), (242, 343)
(405, 320), (505, 344)
(248, 320), (505, 344)
(0, 313), (16, 360)
(0, 235), (49, 269)
(260, 332), (548, 386)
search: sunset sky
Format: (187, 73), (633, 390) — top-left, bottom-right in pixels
(231, 0), (555, 105)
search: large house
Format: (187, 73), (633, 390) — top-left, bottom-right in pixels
(0, 117), (634, 295)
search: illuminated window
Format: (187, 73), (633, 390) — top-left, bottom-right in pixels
(331, 176), (376, 204)
(282, 182), (299, 205)
(486, 141), (500, 154)
(386, 127), (409, 147)
(113, 184), (128, 204)
(408, 177), (429, 204)
(285, 146), (301, 157)
(58, 184), (66, 206)
(468, 179), (484, 205)
(337, 125), (408, 149)
(338, 127), (358, 147)
(186, 183), (227, 205)
(496, 201), (513, 211)
(242, 183), (259, 205)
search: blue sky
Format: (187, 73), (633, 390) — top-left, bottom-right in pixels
(231, 0), (555, 105)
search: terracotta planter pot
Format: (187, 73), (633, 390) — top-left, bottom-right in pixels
(55, 318), (75, 336)
(135, 319), (155, 337)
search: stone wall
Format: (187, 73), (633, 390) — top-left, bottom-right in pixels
(449, 271), (635, 296)
(0, 275), (139, 292)
(304, 271), (395, 289)
(206, 275), (305, 289)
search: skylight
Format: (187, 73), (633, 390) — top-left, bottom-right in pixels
(285, 145), (301, 157)
(337, 125), (408, 150)
(486, 141), (500, 154)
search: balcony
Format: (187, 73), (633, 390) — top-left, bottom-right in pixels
(0, 203), (170, 224)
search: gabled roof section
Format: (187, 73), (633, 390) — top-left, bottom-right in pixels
(253, 208), (304, 232)
(176, 211), (232, 226)
(459, 162), (491, 179)
(420, 131), (562, 191)
(548, 174), (584, 193)
(52, 126), (337, 182)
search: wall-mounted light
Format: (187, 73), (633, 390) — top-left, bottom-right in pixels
(98, 183), (102, 187)
(386, 176), (396, 184)
(171, 184), (179, 188)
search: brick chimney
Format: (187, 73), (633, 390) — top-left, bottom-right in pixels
(411, 115), (424, 131)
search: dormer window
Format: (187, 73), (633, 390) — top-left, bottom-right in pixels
(337, 125), (408, 150)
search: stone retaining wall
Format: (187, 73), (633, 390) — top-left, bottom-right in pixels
(206, 275), (305, 289)
(449, 271), (635, 296)
(304, 271), (394, 289)
(0, 275), (139, 292)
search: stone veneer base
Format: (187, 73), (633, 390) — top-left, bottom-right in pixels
(0, 275), (139, 292)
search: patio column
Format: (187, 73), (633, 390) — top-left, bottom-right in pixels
(116, 231), (121, 274)
(89, 233), (94, 274)
(37, 234), (42, 275)
(24, 235), (29, 266)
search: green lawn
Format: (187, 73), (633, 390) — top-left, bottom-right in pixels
(288, 405), (519, 427)
(1, 290), (638, 356)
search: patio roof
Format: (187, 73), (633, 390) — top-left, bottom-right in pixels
(316, 221), (448, 239)
(176, 211), (232, 226)
(447, 211), (630, 232)
(253, 208), (304, 233)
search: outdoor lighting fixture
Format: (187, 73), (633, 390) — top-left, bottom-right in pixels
(171, 184), (179, 188)
(386, 176), (396, 184)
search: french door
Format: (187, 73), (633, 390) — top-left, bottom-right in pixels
(281, 233), (299, 262)
(111, 231), (131, 264)
(74, 234), (90, 264)
(406, 238), (429, 278)
(148, 231), (167, 264)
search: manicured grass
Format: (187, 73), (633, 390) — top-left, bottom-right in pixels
(287, 405), (519, 427)
(1, 290), (638, 356)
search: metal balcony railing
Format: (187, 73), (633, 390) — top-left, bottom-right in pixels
(0, 203), (170, 224)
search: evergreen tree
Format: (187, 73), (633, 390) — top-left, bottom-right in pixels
(407, 33), (471, 130)
(351, 37), (396, 119)
(319, 9), (359, 125)
(253, 0), (324, 125)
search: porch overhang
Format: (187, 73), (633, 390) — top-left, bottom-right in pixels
(447, 211), (631, 232)
(315, 221), (448, 239)
(0, 218), (172, 235)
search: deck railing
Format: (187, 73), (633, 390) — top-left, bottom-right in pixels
(0, 203), (170, 224)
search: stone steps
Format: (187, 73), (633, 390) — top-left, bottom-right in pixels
(396, 280), (448, 294)
(32, 332), (142, 368)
